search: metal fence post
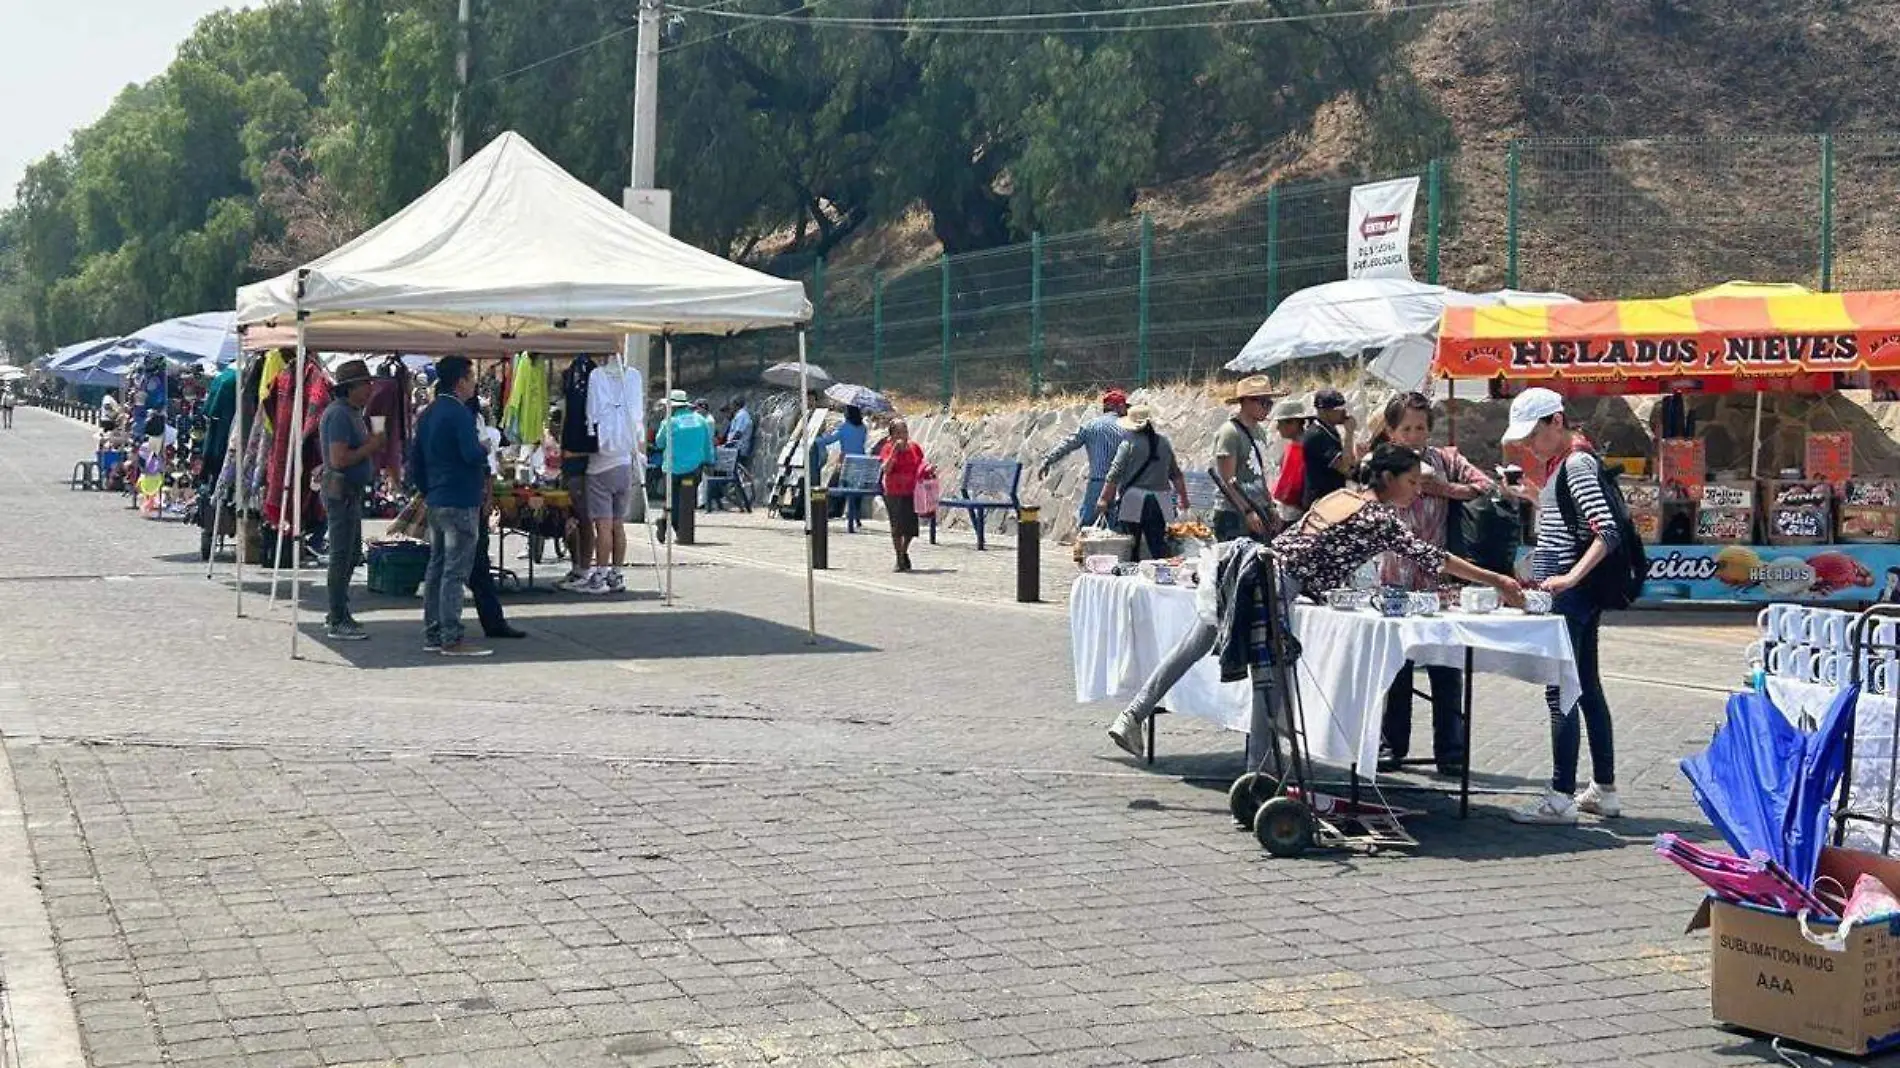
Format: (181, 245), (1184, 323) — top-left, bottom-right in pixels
(939, 253), (952, 409)
(871, 270), (884, 390)
(1137, 213), (1152, 387)
(1820, 133), (1836, 292)
(811, 256), (827, 363)
(1030, 231), (1044, 398)
(1426, 158), (1442, 285)
(1265, 186), (1281, 312)
(1505, 141), (1520, 289)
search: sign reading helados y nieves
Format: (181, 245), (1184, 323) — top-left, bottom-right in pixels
(1346, 176), (1420, 281)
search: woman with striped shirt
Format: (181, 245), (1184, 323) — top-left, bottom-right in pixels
(1503, 388), (1622, 825)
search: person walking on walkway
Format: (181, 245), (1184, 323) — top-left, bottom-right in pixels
(1097, 404), (1189, 561)
(877, 418), (926, 572)
(1039, 389), (1130, 530)
(1, 384), (14, 429)
(410, 357), (492, 657)
(1505, 387), (1622, 824)
(318, 359), (383, 641)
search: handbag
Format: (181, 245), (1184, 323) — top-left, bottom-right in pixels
(913, 467), (941, 516)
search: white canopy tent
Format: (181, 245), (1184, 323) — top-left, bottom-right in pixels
(233, 132), (815, 657)
(1226, 278), (1575, 393)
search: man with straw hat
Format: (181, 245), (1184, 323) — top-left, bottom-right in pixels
(318, 358), (384, 641)
(1210, 374), (1285, 542)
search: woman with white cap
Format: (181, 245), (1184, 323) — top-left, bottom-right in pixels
(1096, 403), (1189, 561)
(1502, 387), (1623, 825)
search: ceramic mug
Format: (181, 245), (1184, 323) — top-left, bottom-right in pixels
(1873, 619), (1900, 655)
(1460, 586), (1500, 614)
(1812, 609), (1851, 653)
(1408, 592), (1439, 616)
(1817, 651), (1849, 687)
(1767, 642), (1797, 678)
(1761, 604), (1807, 644)
(1790, 646), (1823, 685)
(1758, 605), (1787, 642)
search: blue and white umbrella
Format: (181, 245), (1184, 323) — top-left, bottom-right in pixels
(823, 382), (894, 414)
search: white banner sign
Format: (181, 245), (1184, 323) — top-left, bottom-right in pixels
(1347, 176), (1420, 280)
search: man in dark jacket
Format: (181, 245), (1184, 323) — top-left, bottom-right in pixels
(409, 357), (492, 657)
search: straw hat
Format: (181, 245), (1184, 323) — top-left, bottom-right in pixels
(333, 359), (372, 390)
(1223, 374), (1285, 404)
(1118, 404), (1155, 432)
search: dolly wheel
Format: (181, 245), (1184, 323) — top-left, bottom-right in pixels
(1254, 796), (1315, 857)
(1228, 772), (1276, 828)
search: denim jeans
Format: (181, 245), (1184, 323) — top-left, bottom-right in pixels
(1380, 662), (1466, 764)
(423, 505), (480, 646)
(1547, 590), (1614, 793)
(323, 488), (364, 627)
(1077, 477), (1107, 528)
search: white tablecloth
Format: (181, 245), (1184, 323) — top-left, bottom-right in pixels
(1070, 573), (1582, 772)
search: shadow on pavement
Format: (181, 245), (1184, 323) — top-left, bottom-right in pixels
(306, 608), (875, 668)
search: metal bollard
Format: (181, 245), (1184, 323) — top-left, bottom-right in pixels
(810, 488), (829, 570)
(675, 474), (698, 546)
(1017, 505), (1040, 603)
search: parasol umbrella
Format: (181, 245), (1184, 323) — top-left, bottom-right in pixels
(823, 382), (893, 413)
(762, 360), (832, 391)
(1679, 687), (1857, 888)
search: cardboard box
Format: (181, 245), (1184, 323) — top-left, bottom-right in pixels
(1696, 847), (1900, 1056)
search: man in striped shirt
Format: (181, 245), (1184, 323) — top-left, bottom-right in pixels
(1039, 389), (1131, 529)
(1503, 388), (1623, 825)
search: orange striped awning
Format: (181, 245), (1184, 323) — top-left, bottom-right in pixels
(1434, 284), (1900, 386)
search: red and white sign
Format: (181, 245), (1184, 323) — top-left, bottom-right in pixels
(1347, 176), (1420, 281)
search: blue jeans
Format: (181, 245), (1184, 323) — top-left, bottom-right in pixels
(1547, 591), (1613, 793)
(423, 505), (480, 646)
(1077, 477), (1107, 528)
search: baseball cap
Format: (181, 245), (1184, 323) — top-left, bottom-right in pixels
(1101, 388), (1128, 407)
(1501, 387), (1565, 443)
(1313, 388), (1347, 411)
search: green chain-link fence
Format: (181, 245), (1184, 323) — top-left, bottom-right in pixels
(677, 136), (1900, 404)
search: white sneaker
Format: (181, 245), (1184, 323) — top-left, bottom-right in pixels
(1509, 788), (1580, 825)
(1575, 783), (1621, 818)
(554, 572), (589, 592)
(1107, 710), (1145, 759)
(605, 569), (626, 593)
(577, 570), (612, 595)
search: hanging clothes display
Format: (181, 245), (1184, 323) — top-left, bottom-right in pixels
(262, 361), (332, 533)
(502, 353), (550, 446)
(365, 360), (412, 473)
(560, 356), (599, 457)
(199, 365), (239, 488)
(587, 362), (644, 457)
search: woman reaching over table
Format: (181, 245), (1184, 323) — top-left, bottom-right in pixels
(1106, 443), (1524, 759)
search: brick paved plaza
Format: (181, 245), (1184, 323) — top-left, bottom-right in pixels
(0, 405), (1837, 1066)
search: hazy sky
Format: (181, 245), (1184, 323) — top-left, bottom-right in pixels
(1, 0), (239, 204)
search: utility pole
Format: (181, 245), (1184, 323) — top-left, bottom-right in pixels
(622, 0), (668, 513)
(448, 0), (471, 169)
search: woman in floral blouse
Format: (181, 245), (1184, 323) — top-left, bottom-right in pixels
(1271, 443), (1522, 605)
(1369, 393), (1494, 775)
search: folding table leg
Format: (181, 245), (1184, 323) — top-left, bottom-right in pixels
(1460, 647), (1475, 819)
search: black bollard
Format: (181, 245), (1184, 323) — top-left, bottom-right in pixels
(810, 488), (829, 570)
(675, 474), (698, 546)
(1017, 505), (1040, 603)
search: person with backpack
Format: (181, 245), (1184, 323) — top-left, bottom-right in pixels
(1504, 387), (1641, 825)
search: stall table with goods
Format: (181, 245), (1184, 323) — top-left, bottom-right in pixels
(1070, 565), (1580, 820)
(492, 483), (574, 590)
(1436, 282), (1900, 605)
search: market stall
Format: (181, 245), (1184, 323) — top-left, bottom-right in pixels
(1437, 282), (1900, 605)
(1070, 571), (1580, 816)
(235, 131), (812, 656)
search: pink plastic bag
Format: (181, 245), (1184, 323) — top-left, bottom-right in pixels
(913, 473), (941, 517)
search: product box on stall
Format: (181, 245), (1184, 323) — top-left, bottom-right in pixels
(1808, 431), (1854, 487)
(1623, 482), (1665, 544)
(1768, 481), (1835, 547)
(1695, 482), (1757, 545)
(1660, 438), (1708, 501)
(1841, 480), (1900, 544)
(1691, 847), (1900, 1056)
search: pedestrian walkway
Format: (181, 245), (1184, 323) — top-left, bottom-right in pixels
(0, 405), (1779, 1067)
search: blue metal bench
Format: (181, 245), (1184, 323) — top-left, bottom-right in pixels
(929, 457), (1022, 551)
(832, 455), (883, 532)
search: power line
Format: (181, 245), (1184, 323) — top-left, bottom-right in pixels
(475, 22), (640, 87)
(663, 0), (827, 54)
(678, 0), (1273, 24)
(667, 0), (1499, 33)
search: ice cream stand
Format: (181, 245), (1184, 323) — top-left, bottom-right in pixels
(1434, 282), (1900, 605)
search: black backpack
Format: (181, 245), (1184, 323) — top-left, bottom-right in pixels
(1554, 453), (1649, 610)
(1446, 491), (1524, 577)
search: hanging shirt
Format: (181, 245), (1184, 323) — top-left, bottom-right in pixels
(560, 359), (599, 456)
(501, 353), (549, 445)
(586, 364), (644, 458)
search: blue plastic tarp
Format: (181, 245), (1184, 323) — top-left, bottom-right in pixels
(43, 336), (124, 386)
(121, 311), (237, 367)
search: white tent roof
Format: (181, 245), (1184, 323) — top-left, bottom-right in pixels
(236, 132), (810, 352)
(1225, 278), (1574, 392)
